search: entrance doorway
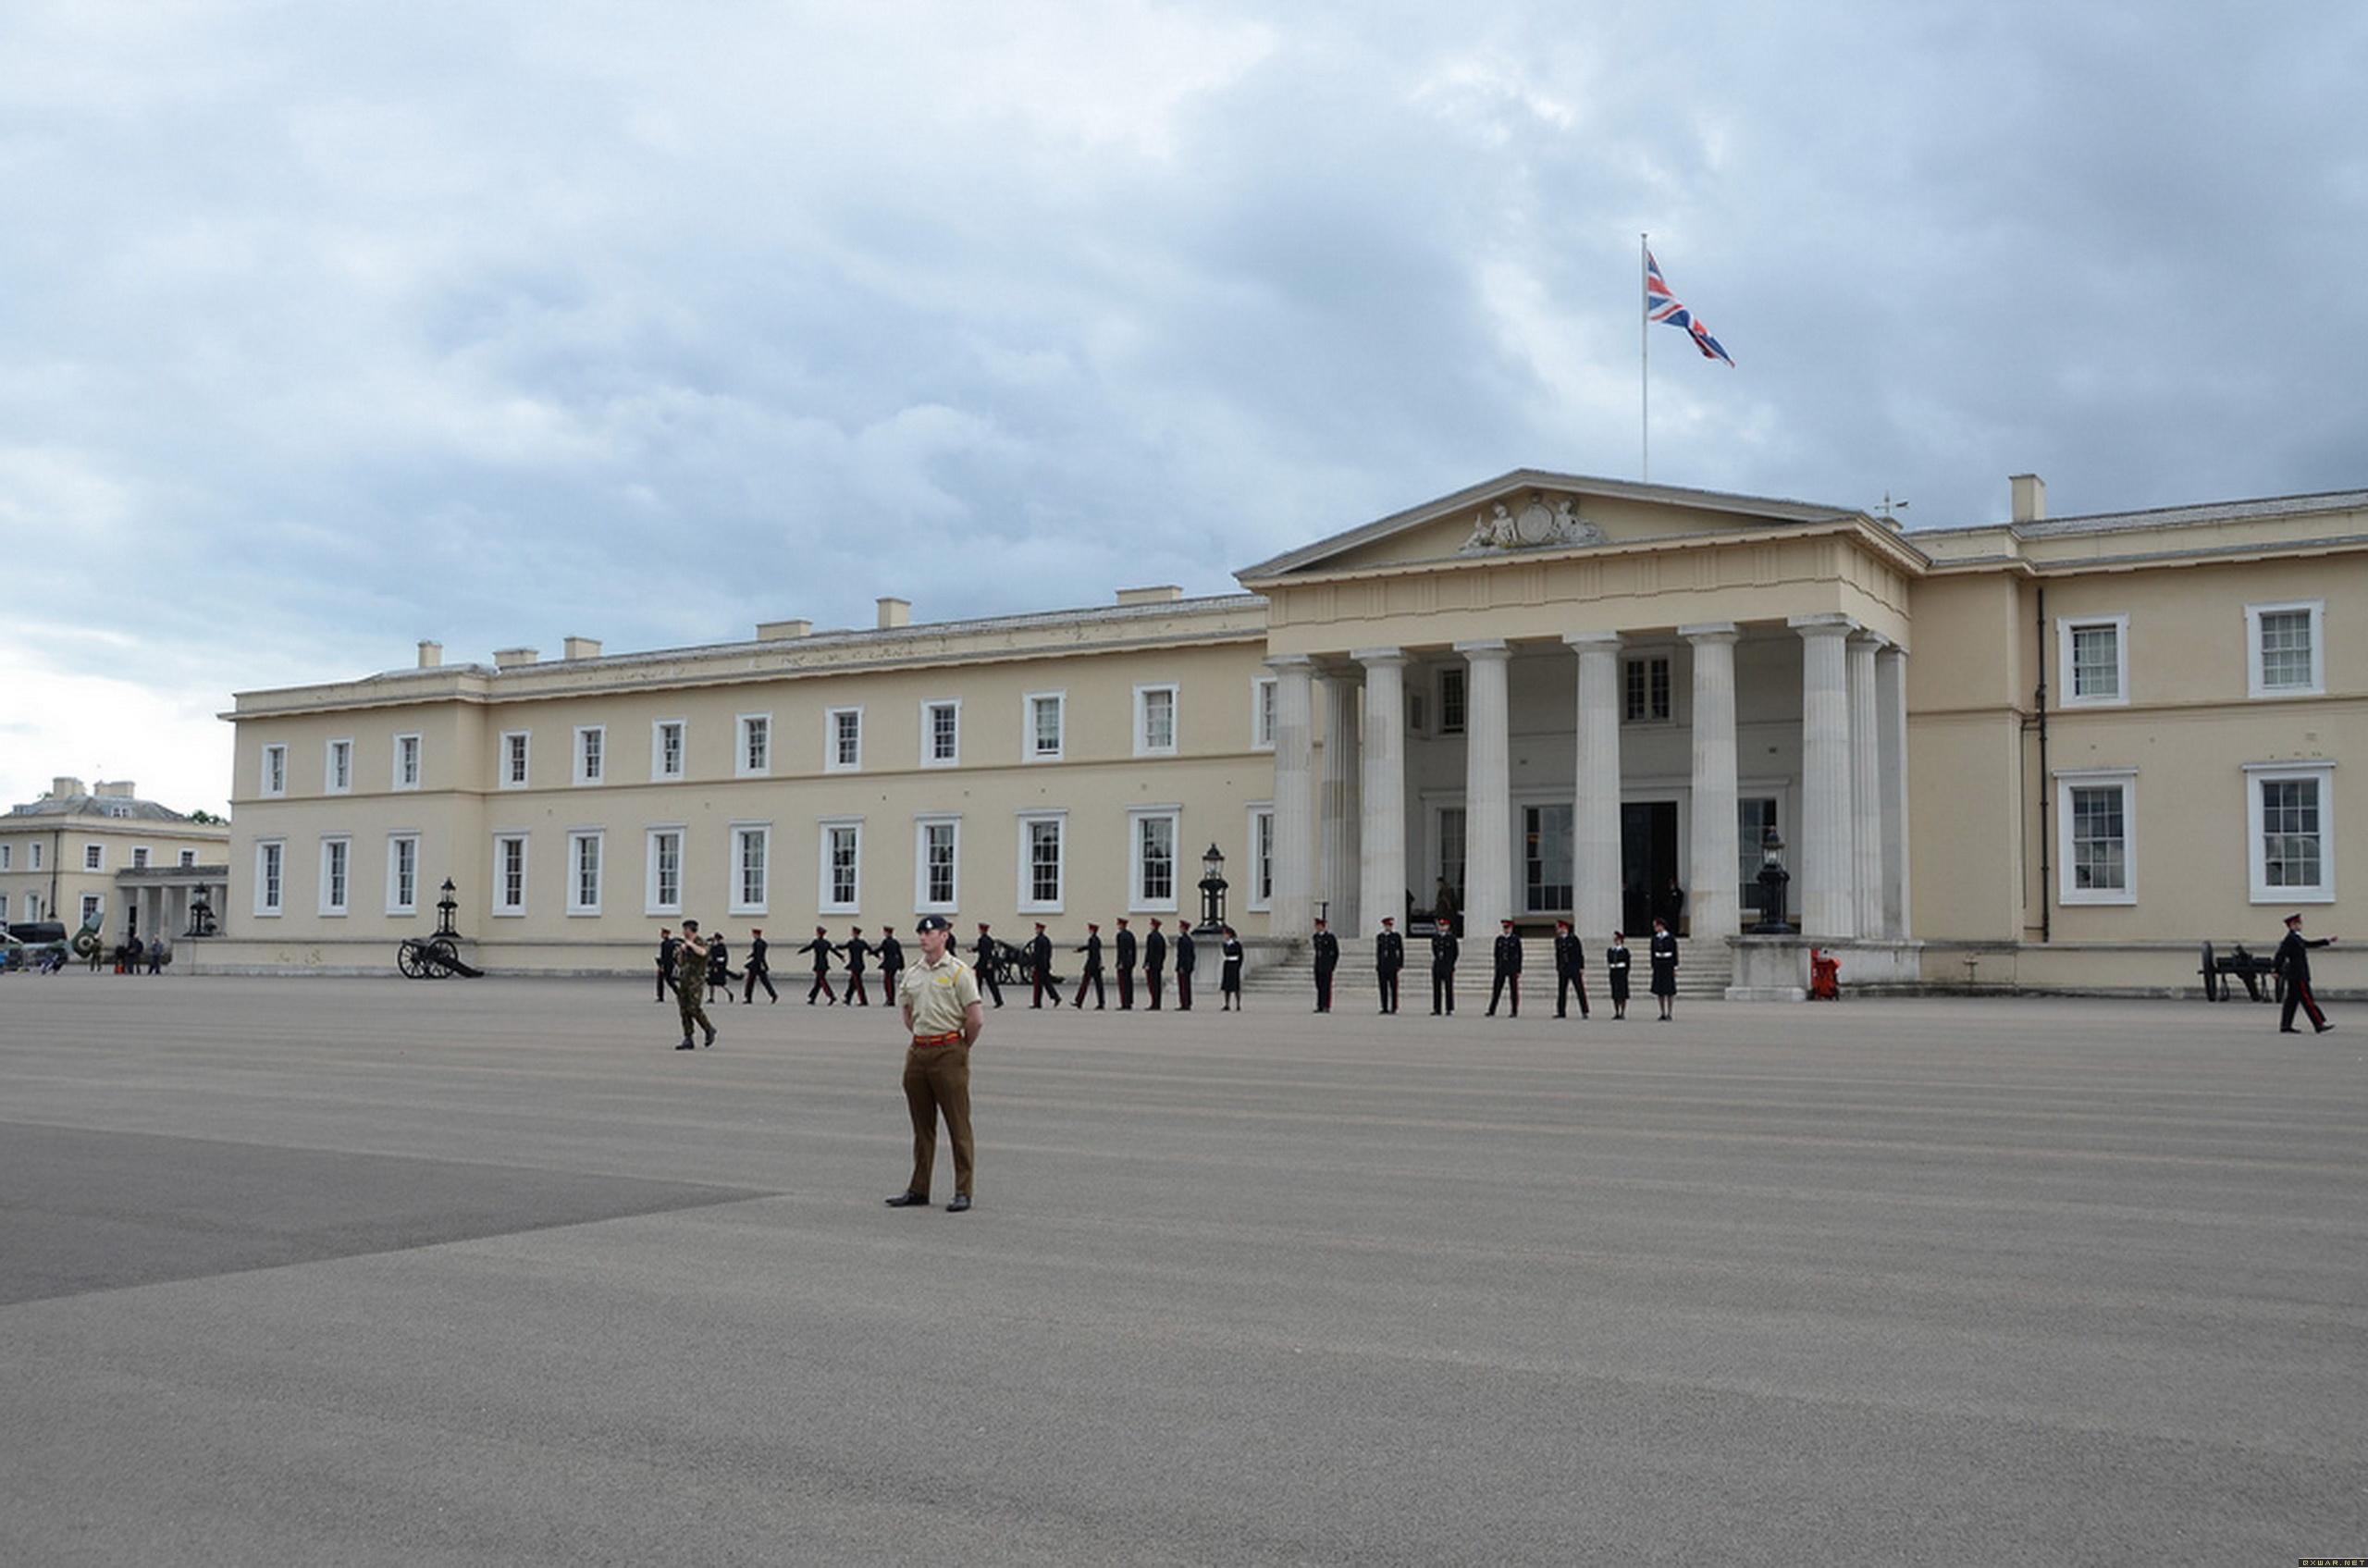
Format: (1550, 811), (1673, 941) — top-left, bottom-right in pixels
(1621, 801), (1681, 935)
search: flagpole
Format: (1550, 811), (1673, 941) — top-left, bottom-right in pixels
(1639, 232), (1649, 483)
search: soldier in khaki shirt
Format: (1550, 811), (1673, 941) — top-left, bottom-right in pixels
(886, 914), (986, 1212)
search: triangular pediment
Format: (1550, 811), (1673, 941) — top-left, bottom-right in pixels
(1236, 469), (1864, 585)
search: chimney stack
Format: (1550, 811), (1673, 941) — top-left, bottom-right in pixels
(877, 598), (911, 630)
(51, 776), (86, 799)
(757, 619), (813, 642)
(2010, 473), (2047, 525)
(493, 647), (541, 670)
(562, 636), (603, 661)
(1116, 585), (1183, 606)
(95, 781), (135, 799)
(417, 640), (443, 669)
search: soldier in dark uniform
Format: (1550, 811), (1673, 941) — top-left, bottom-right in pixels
(1143, 919), (1167, 1009)
(1311, 916), (1339, 1012)
(1429, 920), (1459, 1016)
(1375, 915), (1403, 1015)
(1072, 922), (1106, 1009)
(1218, 925), (1244, 1010)
(1605, 931), (1632, 1019)
(673, 919), (718, 1049)
(801, 926), (841, 1005)
(877, 925), (905, 1002)
(706, 932), (734, 1003)
(1648, 917), (1679, 1021)
(1114, 917), (1138, 1010)
(843, 927), (875, 1006)
(974, 923), (1004, 1007)
(2275, 912), (2337, 1033)
(1552, 919), (1589, 1019)
(1488, 919), (1523, 1018)
(743, 928), (779, 1003)
(1029, 922), (1061, 1007)
(655, 928), (677, 1003)
(1173, 926), (1196, 1011)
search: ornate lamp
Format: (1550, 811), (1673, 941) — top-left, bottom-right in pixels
(1197, 843), (1228, 933)
(436, 877), (460, 938)
(1753, 829), (1794, 934)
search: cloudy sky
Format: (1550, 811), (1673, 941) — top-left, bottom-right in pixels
(5, 1), (2362, 816)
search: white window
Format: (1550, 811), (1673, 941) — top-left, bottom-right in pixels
(29, 841), (42, 870)
(83, 843), (104, 871)
(1251, 677), (1277, 750)
(2247, 762), (2335, 904)
(493, 834), (528, 915)
(23, 893), (39, 922)
(1622, 656), (1672, 722)
(645, 827), (684, 916)
(1129, 808), (1180, 911)
(568, 830), (604, 915)
(1135, 684), (1178, 757)
(737, 714), (771, 778)
(574, 725), (606, 785)
(652, 720), (686, 782)
(2059, 616), (2129, 707)
(388, 834), (419, 915)
(1437, 666), (1467, 735)
(1017, 811), (1066, 912)
(394, 733), (422, 790)
(921, 700), (960, 768)
(262, 744), (287, 798)
(0, 894), (6, 922)
(731, 824), (770, 915)
(131, 846), (149, 870)
(820, 819), (862, 913)
(326, 738), (353, 795)
(1246, 806), (1275, 911)
(500, 732), (530, 788)
(915, 816), (959, 910)
(1026, 692), (1066, 762)
(80, 894), (102, 927)
(2054, 770), (2136, 905)
(2248, 600), (2325, 698)
(255, 840), (285, 916)
(319, 836), (351, 916)
(179, 848), (197, 868)
(0, 844), (10, 870)
(826, 707), (863, 772)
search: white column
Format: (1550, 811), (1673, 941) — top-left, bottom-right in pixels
(1682, 623), (1743, 945)
(1849, 633), (1885, 939)
(1320, 671), (1363, 931)
(1455, 639), (1513, 930)
(1355, 648), (1409, 934)
(1877, 642), (1912, 939)
(1790, 614), (1856, 937)
(1265, 654), (1317, 934)
(1566, 632), (1624, 939)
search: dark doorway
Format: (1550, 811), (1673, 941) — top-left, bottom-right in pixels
(1621, 801), (1681, 935)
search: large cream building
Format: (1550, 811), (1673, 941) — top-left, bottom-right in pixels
(209, 470), (2362, 994)
(2, 779), (232, 945)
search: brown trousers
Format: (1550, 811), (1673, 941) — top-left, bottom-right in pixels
(903, 1043), (975, 1199)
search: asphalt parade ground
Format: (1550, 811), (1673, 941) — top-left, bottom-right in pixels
(2, 973), (2362, 1565)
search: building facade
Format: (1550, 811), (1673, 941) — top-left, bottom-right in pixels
(209, 471), (2362, 993)
(1, 779), (232, 945)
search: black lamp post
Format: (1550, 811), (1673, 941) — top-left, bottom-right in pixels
(1753, 828), (1794, 934)
(436, 877), (460, 938)
(1196, 844), (1228, 933)
(187, 892), (215, 938)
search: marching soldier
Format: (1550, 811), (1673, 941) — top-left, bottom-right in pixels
(1605, 930), (1632, 1019)
(974, 922), (1004, 1008)
(877, 925), (905, 1002)
(1072, 922), (1107, 1009)
(844, 926), (875, 1006)
(655, 927), (678, 1003)
(2275, 912), (2337, 1033)
(1218, 925), (1244, 1010)
(801, 926), (842, 1005)
(1375, 915), (1403, 1015)
(1487, 919), (1522, 1018)
(673, 920), (718, 1050)
(1174, 925), (1197, 1011)
(1143, 918), (1167, 1010)
(1029, 922), (1061, 1007)
(1115, 917), (1138, 1010)
(707, 932), (735, 1003)
(1552, 919), (1589, 1019)
(1430, 920), (1459, 1016)
(743, 928), (778, 1003)
(884, 915), (985, 1214)
(1311, 916), (1338, 1013)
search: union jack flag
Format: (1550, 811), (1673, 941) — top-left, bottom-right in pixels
(1645, 250), (1734, 366)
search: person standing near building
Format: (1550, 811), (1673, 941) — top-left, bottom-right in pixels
(1218, 925), (1244, 1010)
(1552, 919), (1589, 1019)
(877, 925), (905, 1003)
(1311, 916), (1338, 1013)
(655, 928), (677, 1003)
(1648, 917), (1679, 1022)
(1114, 917), (1137, 1010)
(801, 926), (842, 1005)
(2276, 912), (2337, 1033)
(1606, 931), (1632, 1020)
(743, 928), (778, 1003)
(973, 922), (1004, 1008)
(706, 932), (735, 1004)
(147, 933), (168, 975)
(842, 927), (874, 1006)
(1174, 925), (1196, 1011)
(1071, 922), (1106, 1009)
(1029, 922), (1061, 1008)
(1429, 920), (1459, 1017)
(1488, 919), (1522, 1018)
(1143, 919), (1167, 1010)
(1375, 915), (1403, 1015)
(673, 920), (718, 1049)
(884, 915), (985, 1213)
(126, 934), (143, 977)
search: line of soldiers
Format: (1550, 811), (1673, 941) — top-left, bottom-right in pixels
(1343, 914), (1680, 1021)
(966, 917), (1222, 1012)
(653, 924), (907, 1007)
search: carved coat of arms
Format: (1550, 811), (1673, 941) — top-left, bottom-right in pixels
(1460, 496), (1605, 553)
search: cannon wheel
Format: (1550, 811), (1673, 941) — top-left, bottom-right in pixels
(398, 940), (426, 979)
(427, 936), (462, 976)
(2198, 941), (2220, 1002)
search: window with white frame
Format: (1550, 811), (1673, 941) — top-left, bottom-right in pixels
(1622, 656), (1672, 722)
(493, 834), (528, 915)
(653, 720), (686, 782)
(179, 847), (196, 868)
(1251, 677), (1277, 750)
(1738, 798), (1780, 918)
(500, 732), (530, 788)
(388, 834), (419, 915)
(2059, 616), (2129, 706)
(2248, 762), (2335, 903)
(394, 733), (422, 790)
(915, 816), (959, 910)
(81, 894), (102, 926)
(0, 844), (11, 870)
(1135, 685), (1178, 757)
(327, 738), (353, 794)
(2248, 600), (2324, 697)
(319, 836), (351, 915)
(574, 725), (606, 784)
(1246, 806), (1274, 911)
(645, 827), (684, 915)
(922, 700), (960, 767)
(731, 824), (770, 915)
(255, 840), (285, 916)
(1026, 692), (1066, 762)
(29, 841), (42, 870)
(0, 894), (7, 922)
(820, 820), (861, 912)
(826, 708), (862, 772)
(132, 846), (149, 869)
(23, 893), (39, 922)
(1018, 812), (1066, 911)
(1438, 666), (1467, 735)
(2055, 770), (2136, 905)
(737, 714), (771, 778)
(262, 744), (287, 797)
(1129, 808), (1179, 911)
(568, 830), (604, 915)
(83, 843), (103, 871)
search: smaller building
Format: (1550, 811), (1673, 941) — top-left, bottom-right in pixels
(0, 778), (232, 946)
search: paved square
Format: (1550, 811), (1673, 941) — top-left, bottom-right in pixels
(2, 974), (2362, 1564)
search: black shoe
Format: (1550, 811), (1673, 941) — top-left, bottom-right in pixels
(704, 1031), (718, 1047)
(946, 1194), (972, 1213)
(675, 1040), (695, 1050)
(885, 1191), (929, 1207)
(2282, 1027), (2302, 1033)
(2316, 1024), (2334, 1033)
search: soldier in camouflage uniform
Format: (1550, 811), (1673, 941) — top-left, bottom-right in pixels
(674, 919), (718, 1050)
